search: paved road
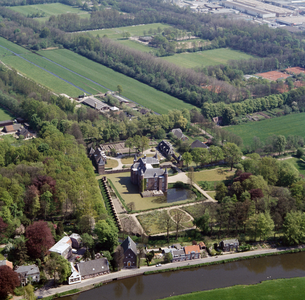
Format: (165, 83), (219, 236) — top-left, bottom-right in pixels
(35, 245), (303, 298)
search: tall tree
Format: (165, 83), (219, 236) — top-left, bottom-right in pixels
(45, 253), (71, 285)
(94, 219), (118, 252)
(182, 152), (192, 170)
(25, 221), (55, 259)
(23, 284), (36, 300)
(0, 266), (20, 299)
(223, 143), (242, 170)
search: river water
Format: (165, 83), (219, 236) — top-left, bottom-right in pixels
(62, 251), (305, 300)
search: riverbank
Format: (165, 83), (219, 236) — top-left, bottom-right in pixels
(35, 245), (305, 299)
(162, 277), (305, 300)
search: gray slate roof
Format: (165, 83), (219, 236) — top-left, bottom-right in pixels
(191, 140), (209, 149)
(131, 155), (165, 179)
(82, 97), (110, 110)
(171, 128), (188, 140)
(222, 239), (239, 244)
(171, 249), (185, 257)
(121, 236), (137, 255)
(77, 258), (109, 276)
(15, 264), (39, 276)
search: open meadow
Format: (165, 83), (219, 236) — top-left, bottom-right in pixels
(0, 107), (14, 122)
(162, 48), (254, 68)
(189, 168), (235, 184)
(226, 112), (305, 148)
(39, 49), (195, 113)
(88, 23), (170, 39)
(165, 277), (305, 300)
(0, 37), (30, 54)
(8, 3), (88, 22)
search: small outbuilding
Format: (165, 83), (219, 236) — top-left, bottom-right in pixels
(70, 233), (82, 249)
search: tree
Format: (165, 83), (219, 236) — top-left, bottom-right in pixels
(215, 182), (227, 202)
(117, 85), (123, 95)
(146, 250), (154, 265)
(283, 211), (305, 245)
(209, 145), (223, 163)
(25, 221), (55, 259)
(23, 284), (36, 300)
(256, 212), (274, 241)
(223, 143), (242, 170)
(94, 219), (118, 252)
(182, 152), (192, 170)
(273, 135), (286, 155)
(82, 233), (94, 251)
(11, 236), (29, 265)
(125, 137), (133, 155)
(0, 216), (7, 238)
(0, 266), (20, 299)
(173, 210), (185, 240)
(193, 209), (210, 234)
(45, 253), (71, 285)
(159, 212), (173, 243)
(139, 136), (149, 153)
(113, 245), (124, 271)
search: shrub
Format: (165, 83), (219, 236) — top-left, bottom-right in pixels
(296, 148), (304, 158)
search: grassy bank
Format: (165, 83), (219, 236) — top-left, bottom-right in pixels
(162, 277), (305, 300)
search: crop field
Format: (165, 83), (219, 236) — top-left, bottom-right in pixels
(226, 112), (305, 147)
(8, 3), (88, 22)
(162, 48), (254, 68)
(88, 23), (170, 40)
(0, 107), (13, 122)
(39, 49), (195, 113)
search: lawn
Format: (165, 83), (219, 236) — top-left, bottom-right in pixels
(168, 208), (193, 228)
(162, 48), (254, 68)
(39, 49), (195, 113)
(8, 3), (88, 22)
(137, 210), (175, 235)
(226, 112), (305, 148)
(0, 107), (13, 122)
(183, 203), (207, 219)
(88, 23), (170, 40)
(165, 277), (305, 300)
(105, 159), (119, 169)
(0, 248), (4, 260)
(117, 39), (156, 53)
(207, 191), (216, 199)
(189, 168), (235, 184)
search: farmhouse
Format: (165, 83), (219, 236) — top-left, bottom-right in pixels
(0, 120), (13, 127)
(184, 245), (201, 260)
(191, 139), (209, 149)
(77, 258), (110, 280)
(121, 236), (138, 268)
(171, 128), (188, 141)
(158, 140), (174, 157)
(131, 154), (168, 193)
(15, 264), (40, 286)
(17, 128), (35, 139)
(82, 96), (111, 111)
(2, 124), (22, 133)
(220, 239), (239, 252)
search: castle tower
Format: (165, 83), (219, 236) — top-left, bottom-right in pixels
(140, 169), (145, 193)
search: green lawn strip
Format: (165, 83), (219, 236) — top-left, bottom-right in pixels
(189, 168), (235, 184)
(207, 191), (216, 199)
(226, 112), (305, 148)
(107, 178), (129, 212)
(8, 3), (85, 18)
(39, 49), (194, 113)
(163, 277), (305, 300)
(0, 107), (14, 121)
(162, 48), (254, 68)
(0, 37), (30, 54)
(42, 288), (80, 300)
(88, 23), (170, 39)
(0, 55), (81, 97)
(116, 39), (156, 53)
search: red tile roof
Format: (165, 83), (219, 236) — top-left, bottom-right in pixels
(184, 245), (200, 254)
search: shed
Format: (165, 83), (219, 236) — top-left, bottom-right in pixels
(0, 120), (13, 127)
(171, 128), (188, 141)
(190, 140), (209, 149)
(70, 233), (82, 249)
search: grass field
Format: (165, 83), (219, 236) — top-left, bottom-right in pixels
(8, 3), (88, 22)
(117, 39), (155, 53)
(0, 107), (13, 121)
(162, 48), (254, 68)
(188, 168), (235, 184)
(106, 159), (119, 169)
(165, 277), (305, 300)
(39, 49), (195, 113)
(226, 112), (305, 147)
(88, 23), (170, 40)
(0, 37), (30, 54)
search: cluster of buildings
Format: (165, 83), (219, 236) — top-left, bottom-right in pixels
(89, 147), (108, 175)
(0, 119), (35, 139)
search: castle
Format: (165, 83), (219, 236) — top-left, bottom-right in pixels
(131, 154), (168, 194)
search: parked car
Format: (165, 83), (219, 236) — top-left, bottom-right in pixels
(156, 263), (161, 267)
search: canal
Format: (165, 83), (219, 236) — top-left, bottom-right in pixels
(62, 251), (305, 300)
